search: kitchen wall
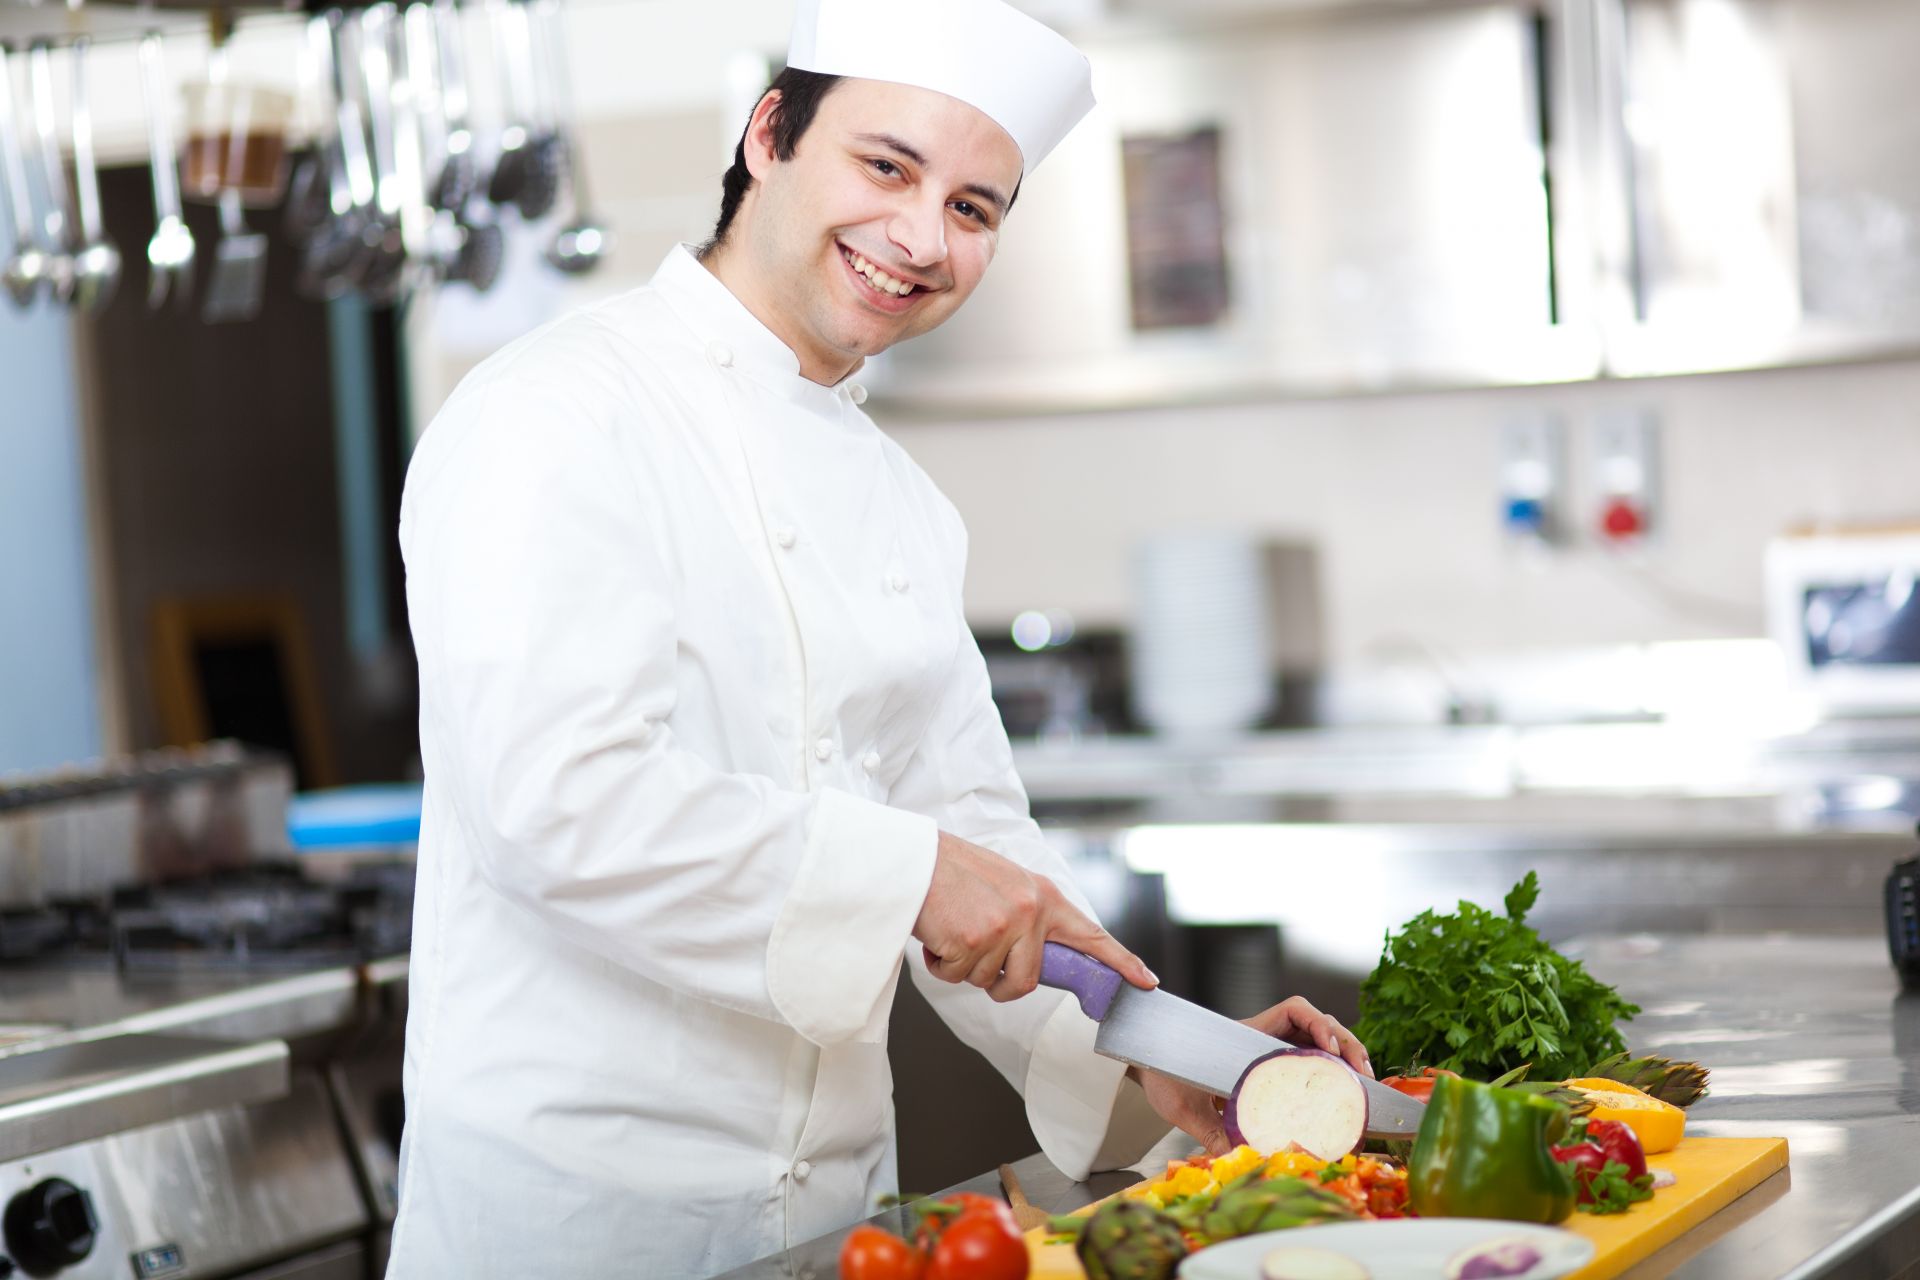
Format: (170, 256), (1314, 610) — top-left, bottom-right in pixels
(0, 307), (100, 774)
(891, 357), (1920, 659)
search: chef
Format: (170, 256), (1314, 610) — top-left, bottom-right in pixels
(390, 0), (1370, 1275)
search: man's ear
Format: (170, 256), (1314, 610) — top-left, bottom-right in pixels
(741, 90), (785, 183)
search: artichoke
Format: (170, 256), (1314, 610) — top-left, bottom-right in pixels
(1583, 1051), (1711, 1108)
(1075, 1198), (1188, 1280)
(1191, 1174), (1357, 1243)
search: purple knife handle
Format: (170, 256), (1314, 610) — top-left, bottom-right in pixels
(1039, 942), (1125, 1022)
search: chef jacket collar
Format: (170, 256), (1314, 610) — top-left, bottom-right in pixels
(652, 244), (862, 412)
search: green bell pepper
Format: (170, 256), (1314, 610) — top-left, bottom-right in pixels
(1408, 1073), (1578, 1223)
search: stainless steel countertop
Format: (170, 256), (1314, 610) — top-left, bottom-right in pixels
(0, 957), (409, 1050)
(716, 933), (1920, 1280)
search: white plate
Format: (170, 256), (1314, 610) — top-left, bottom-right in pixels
(1176, 1219), (1595, 1280)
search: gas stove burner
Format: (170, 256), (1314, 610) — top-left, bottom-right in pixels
(1, 860), (414, 971)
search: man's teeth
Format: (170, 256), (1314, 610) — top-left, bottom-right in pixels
(843, 248), (915, 296)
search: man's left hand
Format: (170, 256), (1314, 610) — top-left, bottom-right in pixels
(1130, 996), (1374, 1157)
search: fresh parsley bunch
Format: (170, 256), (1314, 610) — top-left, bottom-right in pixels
(1351, 872), (1639, 1080)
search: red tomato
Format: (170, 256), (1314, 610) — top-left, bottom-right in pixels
(925, 1212), (1028, 1280)
(839, 1224), (926, 1280)
(1379, 1067), (1459, 1104)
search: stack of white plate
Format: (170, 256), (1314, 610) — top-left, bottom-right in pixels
(1131, 532), (1273, 736)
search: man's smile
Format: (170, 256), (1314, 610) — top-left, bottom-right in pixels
(837, 242), (933, 313)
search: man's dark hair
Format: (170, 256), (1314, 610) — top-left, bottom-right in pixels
(701, 68), (844, 256)
(699, 67), (1021, 258)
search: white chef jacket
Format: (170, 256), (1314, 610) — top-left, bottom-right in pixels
(388, 245), (1168, 1279)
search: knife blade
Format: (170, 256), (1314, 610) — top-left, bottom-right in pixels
(1038, 942), (1426, 1139)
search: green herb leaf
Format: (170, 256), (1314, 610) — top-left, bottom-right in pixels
(1504, 872), (1540, 922)
(1353, 874), (1640, 1081)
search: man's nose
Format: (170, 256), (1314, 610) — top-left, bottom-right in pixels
(887, 195), (949, 272)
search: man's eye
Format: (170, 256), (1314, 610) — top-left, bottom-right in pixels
(952, 201), (982, 223)
(870, 159), (899, 177)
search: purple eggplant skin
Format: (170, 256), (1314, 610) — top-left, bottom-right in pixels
(1446, 1238), (1546, 1279)
(1223, 1046), (1366, 1154)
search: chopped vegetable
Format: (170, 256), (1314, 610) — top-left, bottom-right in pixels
(1075, 1198), (1187, 1280)
(1409, 1074), (1578, 1224)
(1582, 1051), (1710, 1109)
(1124, 1147), (1410, 1224)
(1379, 1066), (1459, 1104)
(1353, 873), (1641, 1081)
(1262, 1244), (1373, 1279)
(1566, 1079), (1687, 1153)
(1181, 1174), (1357, 1243)
(1445, 1237), (1545, 1279)
(1224, 1048), (1368, 1159)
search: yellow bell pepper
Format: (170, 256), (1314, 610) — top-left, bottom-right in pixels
(1568, 1078), (1686, 1154)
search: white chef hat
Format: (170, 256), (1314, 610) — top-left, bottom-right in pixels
(785, 0), (1095, 171)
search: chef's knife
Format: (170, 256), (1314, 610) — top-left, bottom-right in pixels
(1038, 942), (1426, 1139)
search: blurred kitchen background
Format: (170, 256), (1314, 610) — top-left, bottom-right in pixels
(2, 0), (1919, 1270)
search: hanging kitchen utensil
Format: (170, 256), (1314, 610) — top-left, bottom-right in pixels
(483, 0), (535, 209)
(403, 2), (467, 282)
(0, 43), (50, 307)
(68, 38), (120, 313)
(201, 186), (267, 322)
(536, 0), (608, 276)
(511, 0), (562, 222)
(353, 4), (409, 303)
(429, 0), (477, 215)
(300, 9), (380, 298)
(283, 14), (340, 244)
(27, 42), (76, 305)
(140, 33), (195, 310)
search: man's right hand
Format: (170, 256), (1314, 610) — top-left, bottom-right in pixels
(912, 831), (1157, 1003)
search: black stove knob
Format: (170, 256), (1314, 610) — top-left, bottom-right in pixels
(3, 1179), (96, 1274)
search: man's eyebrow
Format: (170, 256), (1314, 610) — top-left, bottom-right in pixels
(852, 132), (1011, 216)
(853, 132), (930, 167)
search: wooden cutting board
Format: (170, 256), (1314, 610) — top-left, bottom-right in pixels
(1025, 1136), (1788, 1280)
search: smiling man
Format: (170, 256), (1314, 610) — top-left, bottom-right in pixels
(390, 1), (1368, 1276)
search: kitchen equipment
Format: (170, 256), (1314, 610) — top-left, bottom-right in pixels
(537, 0), (609, 275)
(429, 0), (477, 214)
(511, 0), (563, 222)
(201, 188), (267, 322)
(282, 16), (339, 245)
(67, 38), (120, 313)
(139, 33), (195, 310)
(1888, 852), (1919, 990)
(1036, 943), (1424, 1138)
(484, 0), (559, 219)
(1766, 528), (1920, 716)
(26, 42), (75, 304)
(1131, 532), (1274, 737)
(352, 4), (409, 303)
(0, 42), (49, 306)
(297, 10), (376, 299)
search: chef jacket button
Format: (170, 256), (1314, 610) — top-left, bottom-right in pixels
(774, 527), (797, 550)
(814, 738), (834, 761)
(793, 1159), (813, 1181)
(706, 340), (734, 368)
(888, 572), (909, 593)
(847, 382), (868, 405)
(862, 751), (882, 773)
